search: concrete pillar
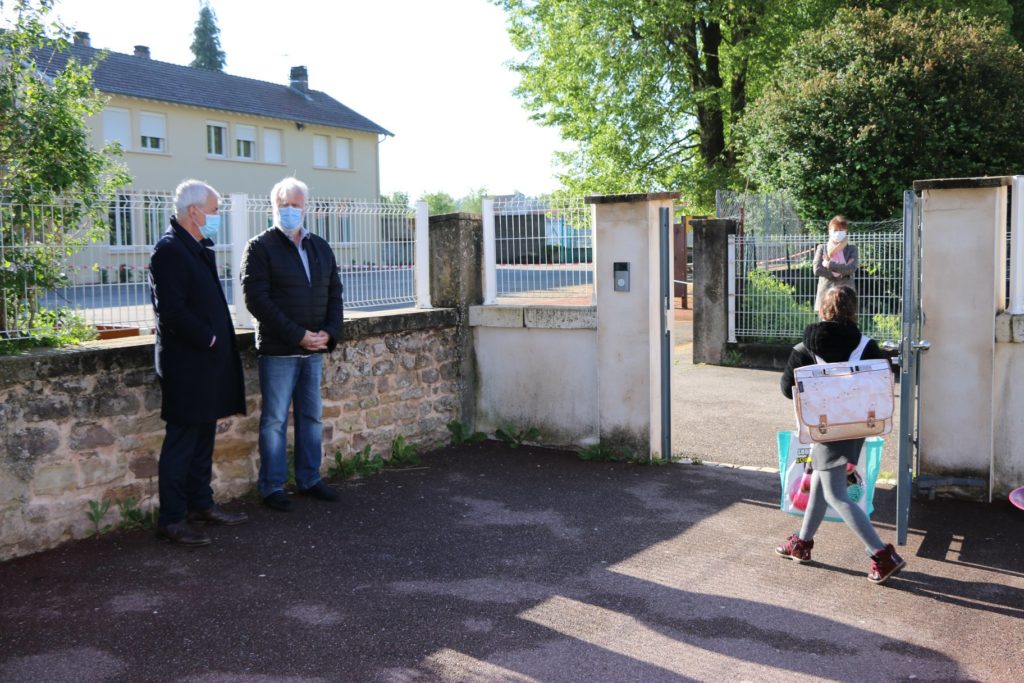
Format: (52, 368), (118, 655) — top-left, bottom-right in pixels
(914, 178), (1009, 485)
(587, 192), (679, 459)
(691, 218), (737, 365)
(428, 212), (483, 428)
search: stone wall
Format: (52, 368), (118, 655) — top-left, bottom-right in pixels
(0, 309), (460, 561)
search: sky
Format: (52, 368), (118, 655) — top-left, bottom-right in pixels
(21, 0), (570, 200)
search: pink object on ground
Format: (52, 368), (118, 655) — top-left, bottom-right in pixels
(1009, 486), (1024, 511)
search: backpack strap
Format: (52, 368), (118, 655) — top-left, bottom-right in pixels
(849, 335), (870, 362)
(812, 334), (870, 364)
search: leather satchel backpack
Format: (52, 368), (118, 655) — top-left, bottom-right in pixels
(792, 335), (894, 444)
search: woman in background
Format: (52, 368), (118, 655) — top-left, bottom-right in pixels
(813, 215), (858, 316)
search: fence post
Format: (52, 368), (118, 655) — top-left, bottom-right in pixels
(691, 218), (738, 365)
(482, 198), (497, 304)
(1009, 176), (1024, 314)
(415, 200), (432, 308)
(727, 234), (736, 344)
(229, 193), (252, 328)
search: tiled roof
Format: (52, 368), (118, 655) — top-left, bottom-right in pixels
(32, 43), (392, 136)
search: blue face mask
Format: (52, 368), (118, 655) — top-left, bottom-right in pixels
(278, 206), (303, 232)
(199, 212), (220, 240)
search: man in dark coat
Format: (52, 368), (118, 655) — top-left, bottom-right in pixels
(240, 177), (343, 511)
(150, 179), (248, 546)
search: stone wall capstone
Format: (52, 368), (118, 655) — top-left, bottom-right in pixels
(0, 309), (460, 561)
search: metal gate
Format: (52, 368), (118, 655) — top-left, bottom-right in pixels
(894, 191), (930, 544)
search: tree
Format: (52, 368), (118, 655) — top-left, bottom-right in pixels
(380, 191), (411, 209)
(420, 191), (458, 216)
(739, 8), (1024, 220)
(456, 187), (488, 214)
(190, 2), (226, 71)
(0, 1), (130, 346)
(494, 1), (1019, 211)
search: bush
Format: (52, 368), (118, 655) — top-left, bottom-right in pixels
(740, 7), (1024, 220)
(740, 269), (816, 343)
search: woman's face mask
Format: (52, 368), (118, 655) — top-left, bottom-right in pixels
(831, 229), (847, 241)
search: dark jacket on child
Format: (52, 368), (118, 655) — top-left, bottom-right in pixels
(780, 320), (892, 469)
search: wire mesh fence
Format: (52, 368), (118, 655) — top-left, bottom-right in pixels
(0, 193), (418, 342)
(731, 232), (904, 343)
(492, 195), (594, 302)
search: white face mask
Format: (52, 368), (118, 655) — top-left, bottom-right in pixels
(831, 230), (847, 241)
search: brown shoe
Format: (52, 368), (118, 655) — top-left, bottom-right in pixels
(156, 521), (211, 547)
(187, 504), (248, 526)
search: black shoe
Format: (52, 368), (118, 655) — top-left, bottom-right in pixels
(298, 481), (339, 502)
(156, 521), (211, 547)
(187, 504), (248, 526)
(263, 491), (294, 512)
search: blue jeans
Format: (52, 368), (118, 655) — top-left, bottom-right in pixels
(257, 354), (325, 498)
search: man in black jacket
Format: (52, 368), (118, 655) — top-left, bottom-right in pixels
(240, 177), (344, 511)
(150, 179), (248, 546)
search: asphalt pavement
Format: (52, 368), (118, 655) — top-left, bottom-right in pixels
(0, 321), (1021, 682)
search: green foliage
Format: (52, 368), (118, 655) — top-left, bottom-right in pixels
(495, 425), (541, 449)
(330, 438), (423, 479)
(116, 496), (157, 530)
(189, 3), (226, 70)
(740, 7), (1024, 219)
(722, 348), (744, 367)
(380, 191), (412, 209)
(741, 269), (816, 342)
(86, 499), (111, 536)
(390, 435), (421, 466)
(0, 1), (131, 345)
(447, 420), (487, 446)
(421, 191), (458, 216)
(870, 314), (902, 343)
(456, 187), (489, 214)
(577, 442), (636, 463)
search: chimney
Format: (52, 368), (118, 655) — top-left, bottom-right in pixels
(134, 45), (151, 59)
(290, 66), (308, 93)
(73, 31), (91, 47)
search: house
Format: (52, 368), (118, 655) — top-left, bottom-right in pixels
(33, 31), (394, 284)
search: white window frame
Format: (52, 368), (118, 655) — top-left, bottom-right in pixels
(206, 121), (227, 158)
(313, 134), (329, 167)
(108, 194), (134, 248)
(334, 137), (352, 170)
(102, 107), (132, 151)
(262, 128), (283, 164)
(139, 112), (167, 153)
(235, 124), (257, 160)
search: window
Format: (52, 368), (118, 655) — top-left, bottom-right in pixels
(206, 122), (226, 157)
(143, 194), (172, 244)
(102, 108), (131, 150)
(309, 201), (353, 244)
(235, 124), (256, 160)
(108, 194), (133, 246)
(263, 128), (282, 163)
(334, 137), (352, 169)
(313, 135), (329, 167)
(139, 112), (166, 152)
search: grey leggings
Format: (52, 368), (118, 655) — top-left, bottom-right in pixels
(799, 464), (885, 555)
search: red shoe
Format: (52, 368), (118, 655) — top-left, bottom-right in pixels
(775, 533), (813, 563)
(868, 544), (906, 584)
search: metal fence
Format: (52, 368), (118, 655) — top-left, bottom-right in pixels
(0, 193), (422, 342)
(483, 195), (594, 303)
(729, 232), (904, 343)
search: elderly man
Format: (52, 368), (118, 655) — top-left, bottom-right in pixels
(241, 177), (343, 511)
(150, 179), (247, 546)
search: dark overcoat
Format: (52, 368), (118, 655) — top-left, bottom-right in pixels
(150, 218), (246, 424)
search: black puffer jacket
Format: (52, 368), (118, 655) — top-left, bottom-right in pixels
(780, 321), (892, 399)
(240, 228), (343, 356)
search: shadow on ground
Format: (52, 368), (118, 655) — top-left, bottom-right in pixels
(1, 444), (1022, 682)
